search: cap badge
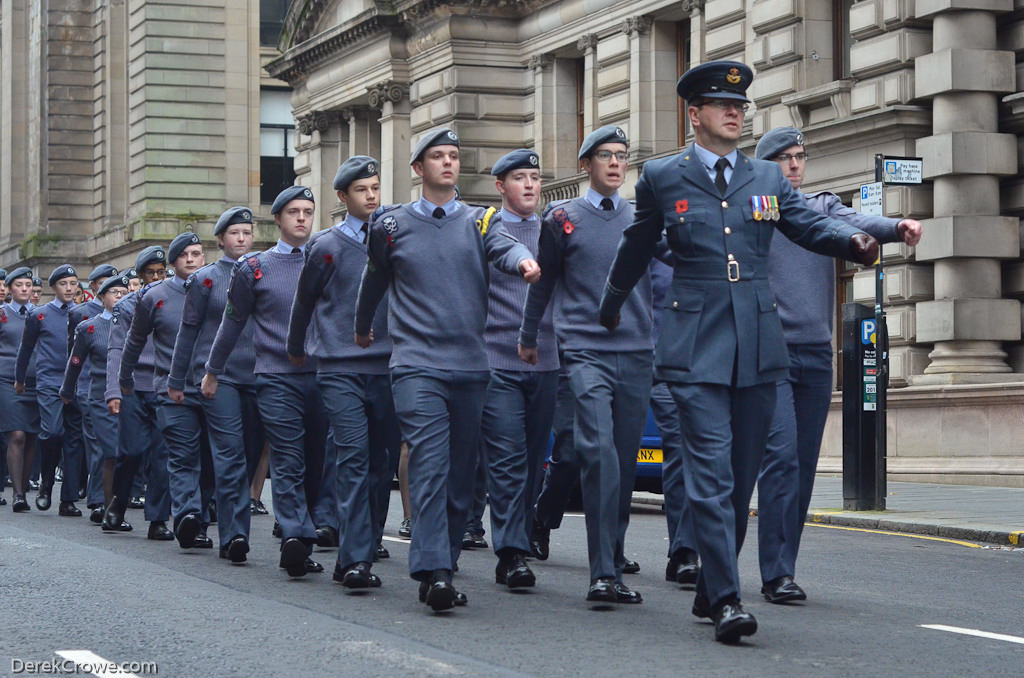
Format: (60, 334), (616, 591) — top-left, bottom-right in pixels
(795, 133), (804, 145)
(156, 251), (164, 260)
(726, 68), (741, 85)
(367, 162), (376, 173)
(615, 128), (625, 138)
(241, 210), (251, 221)
(447, 131), (458, 141)
(303, 188), (313, 199)
(529, 155), (538, 166)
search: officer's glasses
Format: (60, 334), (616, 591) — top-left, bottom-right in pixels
(701, 100), (750, 114)
(592, 150), (629, 163)
(776, 152), (809, 163)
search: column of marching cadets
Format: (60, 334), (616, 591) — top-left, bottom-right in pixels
(0, 61), (923, 644)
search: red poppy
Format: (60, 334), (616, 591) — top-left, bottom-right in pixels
(82, 316), (89, 321)
(202, 278), (213, 288)
(38, 313), (45, 321)
(87, 325), (94, 334)
(675, 200), (688, 213)
(71, 356), (81, 366)
(1, 314), (6, 323)
(253, 269), (263, 280)
(155, 299), (164, 308)
(323, 254), (334, 264)
(563, 221), (575, 235)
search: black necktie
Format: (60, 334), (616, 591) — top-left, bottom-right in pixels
(600, 198), (614, 211)
(360, 223), (369, 242)
(19, 306), (26, 315)
(60, 303), (68, 311)
(714, 157), (729, 196)
(291, 247), (301, 254)
(432, 207), (446, 219)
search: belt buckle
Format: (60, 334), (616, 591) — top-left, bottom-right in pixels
(727, 260), (740, 282)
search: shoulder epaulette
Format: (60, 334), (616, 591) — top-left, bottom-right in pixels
(370, 203), (402, 223)
(242, 253), (264, 280)
(137, 280), (160, 300)
(542, 199), (573, 220)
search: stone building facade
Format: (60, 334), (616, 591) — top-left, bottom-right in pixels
(0, 0), (288, 274)
(267, 0), (1024, 486)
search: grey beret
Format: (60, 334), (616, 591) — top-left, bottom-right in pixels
(410, 128), (460, 165)
(578, 125), (628, 160)
(48, 264), (77, 287)
(5, 267), (32, 286)
(168, 232), (202, 264)
(88, 264), (119, 282)
(31, 277), (42, 287)
(214, 206), (254, 236)
(333, 156), (380, 192)
(97, 273), (131, 296)
(755, 126), (805, 160)
(271, 185), (315, 215)
(492, 149), (540, 176)
(135, 245), (166, 271)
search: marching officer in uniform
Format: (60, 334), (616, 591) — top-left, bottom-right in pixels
(288, 155), (398, 588)
(521, 125), (652, 605)
(753, 126), (922, 604)
(206, 185), (332, 579)
(104, 246), (173, 539)
(479, 149), (558, 590)
(355, 128), (538, 612)
(120, 233), (213, 549)
(598, 61), (880, 643)
(169, 207), (261, 564)
(15, 265), (81, 514)
(1, 268), (42, 512)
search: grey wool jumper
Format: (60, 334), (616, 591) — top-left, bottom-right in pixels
(521, 197), (653, 353)
(288, 225), (391, 375)
(120, 278), (187, 395)
(61, 314), (114, 402)
(484, 210), (558, 372)
(207, 249), (315, 375)
(169, 257), (257, 391)
(105, 291), (157, 401)
(355, 202), (533, 372)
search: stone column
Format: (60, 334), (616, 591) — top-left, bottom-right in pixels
(296, 111), (335, 229)
(343, 108), (380, 161)
(624, 16), (654, 158)
(369, 80), (411, 204)
(529, 53), (555, 175)
(577, 34), (599, 134)
(912, 1), (1020, 382)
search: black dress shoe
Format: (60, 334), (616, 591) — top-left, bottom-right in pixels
(315, 526), (339, 548)
(193, 533), (214, 549)
(12, 495), (30, 512)
(461, 531), (488, 549)
(530, 520), (550, 561)
(35, 488), (52, 511)
(89, 507), (105, 524)
(613, 582), (643, 604)
(128, 496), (145, 509)
(58, 502), (82, 517)
(0, 495), (6, 507)
(622, 559), (640, 574)
(495, 553), (536, 589)
(102, 509), (133, 532)
(692, 592), (711, 619)
(305, 557), (324, 573)
(29, 479), (40, 491)
(666, 555), (700, 586)
(175, 513), (201, 548)
(280, 538), (308, 577)
(77, 487), (86, 500)
(220, 536), (249, 564)
(761, 575), (807, 604)
(335, 562), (382, 589)
(375, 542), (390, 560)
(586, 577), (617, 603)
(712, 599), (758, 643)
(398, 517), (412, 538)
(250, 499), (268, 515)
(272, 520), (282, 538)
(147, 521), (173, 540)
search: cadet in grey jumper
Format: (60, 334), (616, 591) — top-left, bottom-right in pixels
(520, 125), (653, 604)
(753, 127), (922, 602)
(353, 126), (537, 611)
(477, 149), (558, 590)
(288, 156), (398, 587)
(206, 185), (333, 578)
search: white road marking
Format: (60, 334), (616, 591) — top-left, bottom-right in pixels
(55, 650), (143, 677)
(382, 535), (409, 543)
(919, 625), (1024, 646)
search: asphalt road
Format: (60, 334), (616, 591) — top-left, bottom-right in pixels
(1, 491), (1021, 677)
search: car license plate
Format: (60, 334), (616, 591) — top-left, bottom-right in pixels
(637, 448), (662, 464)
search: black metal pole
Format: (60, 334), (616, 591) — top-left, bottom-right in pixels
(873, 154), (887, 510)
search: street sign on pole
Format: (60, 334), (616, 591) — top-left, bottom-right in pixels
(860, 182), (883, 217)
(875, 155), (924, 185)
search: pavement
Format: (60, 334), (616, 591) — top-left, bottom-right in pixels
(635, 475), (1024, 547)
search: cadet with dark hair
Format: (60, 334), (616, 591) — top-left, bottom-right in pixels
(104, 246), (173, 539)
(599, 61), (879, 643)
(355, 128), (539, 612)
(207, 185), (332, 579)
(15, 265), (81, 514)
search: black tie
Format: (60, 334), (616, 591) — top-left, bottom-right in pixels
(360, 223), (369, 242)
(714, 157), (729, 196)
(600, 198), (614, 211)
(291, 247), (301, 254)
(19, 306), (26, 315)
(60, 303), (68, 311)
(432, 207), (446, 219)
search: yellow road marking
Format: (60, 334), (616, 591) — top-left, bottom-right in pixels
(804, 522), (983, 548)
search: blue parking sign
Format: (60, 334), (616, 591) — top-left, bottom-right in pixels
(862, 319), (876, 345)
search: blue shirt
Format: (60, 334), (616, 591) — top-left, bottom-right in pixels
(692, 143), (737, 186)
(497, 208), (538, 225)
(414, 195), (461, 218)
(338, 213), (369, 243)
(585, 188), (622, 211)
(274, 240), (306, 255)
(166, 275), (187, 291)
